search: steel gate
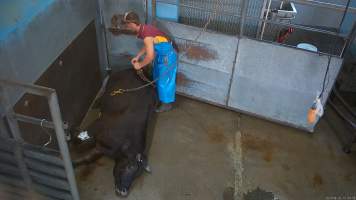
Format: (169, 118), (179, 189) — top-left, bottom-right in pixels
(0, 80), (79, 200)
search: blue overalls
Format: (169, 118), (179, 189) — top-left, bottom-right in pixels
(153, 42), (178, 103)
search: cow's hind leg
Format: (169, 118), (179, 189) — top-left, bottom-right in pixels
(72, 148), (103, 167)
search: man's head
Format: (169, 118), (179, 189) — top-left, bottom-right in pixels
(122, 11), (141, 32)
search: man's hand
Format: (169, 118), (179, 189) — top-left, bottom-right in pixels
(131, 57), (141, 70)
(131, 56), (139, 65)
(132, 61), (141, 70)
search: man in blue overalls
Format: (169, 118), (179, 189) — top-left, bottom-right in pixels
(122, 11), (177, 113)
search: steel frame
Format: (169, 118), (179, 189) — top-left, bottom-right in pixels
(0, 79), (80, 200)
(154, 0), (353, 57)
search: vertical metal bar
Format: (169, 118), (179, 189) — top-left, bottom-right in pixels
(341, 22), (356, 58)
(0, 87), (34, 196)
(0, 118), (9, 138)
(239, 0), (248, 37)
(257, 0), (268, 38)
(48, 93), (80, 200)
(338, 0), (351, 33)
(260, 0), (271, 40)
(152, 0), (157, 21)
(95, 0), (110, 76)
(145, 0), (148, 24)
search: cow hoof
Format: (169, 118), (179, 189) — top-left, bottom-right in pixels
(115, 187), (128, 197)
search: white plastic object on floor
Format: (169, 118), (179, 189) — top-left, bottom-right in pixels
(297, 43), (318, 52)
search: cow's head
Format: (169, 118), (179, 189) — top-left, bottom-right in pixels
(114, 154), (151, 197)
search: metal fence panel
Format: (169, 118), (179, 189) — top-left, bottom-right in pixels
(0, 81), (79, 200)
(159, 20), (238, 105)
(179, 0), (264, 36)
(228, 38), (343, 131)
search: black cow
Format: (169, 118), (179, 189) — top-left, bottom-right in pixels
(73, 68), (157, 196)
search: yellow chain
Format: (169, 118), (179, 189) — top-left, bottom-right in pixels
(110, 89), (125, 96)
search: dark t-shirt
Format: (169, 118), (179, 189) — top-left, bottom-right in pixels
(137, 24), (167, 40)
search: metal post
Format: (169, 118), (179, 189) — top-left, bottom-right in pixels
(152, 0), (157, 21)
(95, 0), (110, 76)
(260, 0), (272, 40)
(239, 0), (249, 37)
(338, 0), (351, 33)
(341, 22), (356, 58)
(0, 118), (9, 138)
(48, 92), (80, 200)
(0, 86), (35, 198)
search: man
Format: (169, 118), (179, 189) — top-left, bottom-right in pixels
(122, 11), (177, 113)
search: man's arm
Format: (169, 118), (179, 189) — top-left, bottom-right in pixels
(131, 47), (146, 64)
(133, 37), (155, 70)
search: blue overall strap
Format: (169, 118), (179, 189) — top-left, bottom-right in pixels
(153, 42), (178, 103)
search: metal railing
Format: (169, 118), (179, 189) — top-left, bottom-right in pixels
(0, 79), (79, 200)
(153, 0), (356, 57)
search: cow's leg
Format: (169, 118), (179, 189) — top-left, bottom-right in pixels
(72, 148), (103, 167)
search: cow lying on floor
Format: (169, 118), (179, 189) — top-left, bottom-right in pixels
(73, 69), (157, 197)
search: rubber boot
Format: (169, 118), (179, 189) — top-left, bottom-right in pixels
(155, 103), (172, 113)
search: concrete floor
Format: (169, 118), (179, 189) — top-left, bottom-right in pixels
(75, 96), (356, 200)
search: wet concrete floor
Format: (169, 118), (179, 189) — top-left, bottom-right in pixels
(75, 96), (356, 200)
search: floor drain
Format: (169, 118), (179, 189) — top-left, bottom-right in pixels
(243, 187), (275, 200)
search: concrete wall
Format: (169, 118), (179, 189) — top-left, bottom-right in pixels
(0, 0), (96, 104)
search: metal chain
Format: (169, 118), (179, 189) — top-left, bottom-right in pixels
(110, 0), (223, 96)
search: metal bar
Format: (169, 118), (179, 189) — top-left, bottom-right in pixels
(0, 138), (14, 153)
(0, 174), (26, 188)
(290, 0), (356, 14)
(152, 0), (157, 21)
(145, 0), (149, 24)
(339, 0), (351, 33)
(47, 93), (79, 200)
(328, 100), (356, 129)
(0, 151), (17, 165)
(0, 87), (34, 193)
(13, 114), (69, 130)
(95, 0), (110, 75)
(0, 162), (22, 178)
(260, 0), (272, 40)
(33, 183), (73, 200)
(79, 75), (109, 129)
(29, 171), (70, 191)
(0, 117), (10, 138)
(239, 0), (248, 37)
(0, 79), (54, 97)
(24, 150), (63, 167)
(257, 0), (268, 39)
(165, 1), (347, 38)
(341, 22), (356, 57)
(333, 88), (356, 118)
(25, 158), (67, 179)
